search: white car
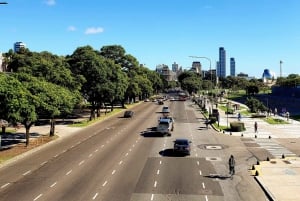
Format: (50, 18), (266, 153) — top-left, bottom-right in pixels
(162, 106), (170, 113)
(157, 118), (173, 135)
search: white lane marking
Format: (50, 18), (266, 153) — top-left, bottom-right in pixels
(132, 144), (135, 147)
(76, 141), (81, 145)
(119, 161), (123, 165)
(205, 195), (208, 201)
(79, 160), (85, 166)
(195, 153), (198, 157)
(157, 170), (160, 175)
(61, 149), (66, 153)
(40, 161), (47, 166)
(92, 193), (98, 200)
(202, 182), (205, 189)
(151, 194), (154, 201)
(125, 152), (129, 156)
(159, 160), (162, 165)
(70, 145), (75, 149)
(112, 170), (116, 175)
(33, 194), (43, 201)
(101, 145), (105, 148)
(50, 182), (57, 188)
(95, 149), (99, 152)
(163, 143), (166, 148)
(23, 170), (31, 176)
(197, 161), (200, 166)
(66, 170), (72, 175)
(154, 181), (157, 188)
(89, 153), (93, 158)
(1, 183), (10, 189)
(129, 149), (132, 152)
(199, 170), (202, 175)
(102, 181), (107, 187)
(54, 154), (59, 158)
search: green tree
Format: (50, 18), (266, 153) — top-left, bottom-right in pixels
(13, 73), (80, 137)
(0, 73), (37, 146)
(245, 97), (267, 113)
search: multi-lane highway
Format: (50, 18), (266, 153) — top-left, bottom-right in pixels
(0, 99), (268, 201)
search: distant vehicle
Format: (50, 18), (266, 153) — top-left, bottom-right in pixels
(159, 116), (175, 127)
(162, 106), (170, 113)
(157, 118), (173, 135)
(173, 138), (191, 155)
(144, 98), (150, 102)
(158, 99), (164, 105)
(169, 97), (176, 101)
(123, 110), (134, 118)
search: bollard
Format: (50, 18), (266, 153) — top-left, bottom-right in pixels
(252, 165), (255, 170)
(269, 135), (272, 139)
(267, 157), (270, 161)
(257, 160), (260, 165)
(241, 133), (244, 137)
(282, 154), (285, 159)
(255, 170), (259, 176)
(255, 134), (257, 138)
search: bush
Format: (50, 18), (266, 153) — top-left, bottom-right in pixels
(209, 116), (217, 124)
(251, 114), (267, 118)
(225, 108), (234, 114)
(230, 121), (245, 132)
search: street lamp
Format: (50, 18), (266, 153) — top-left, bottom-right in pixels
(189, 56), (212, 86)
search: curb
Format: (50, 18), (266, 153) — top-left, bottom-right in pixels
(254, 176), (276, 201)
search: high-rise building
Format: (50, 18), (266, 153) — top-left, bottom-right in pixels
(191, 61), (201, 74)
(230, 57), (235, 76)
(14, 42), (26, 53)
(172, 62), (179, 72)
(218, 47), (226, 78)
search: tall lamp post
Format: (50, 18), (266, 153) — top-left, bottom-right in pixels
(189, 56), (212, 86)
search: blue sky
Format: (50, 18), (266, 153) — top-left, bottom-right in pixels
(1, 0), (299, 78)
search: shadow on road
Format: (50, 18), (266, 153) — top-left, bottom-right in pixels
(159, 148), (189, 157)
(204, 174), (232, 180)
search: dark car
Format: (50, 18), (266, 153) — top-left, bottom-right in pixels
(173, 138), (191, 155)
(123, 110), (134, 118)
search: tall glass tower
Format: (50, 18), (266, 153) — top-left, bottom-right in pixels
(230, 57), (235, 76)
(218, 47), (226, 78)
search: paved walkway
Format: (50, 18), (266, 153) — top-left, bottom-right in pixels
(216, 99), (300, 201)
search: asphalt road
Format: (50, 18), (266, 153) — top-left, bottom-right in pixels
(0, 99), (269, 201)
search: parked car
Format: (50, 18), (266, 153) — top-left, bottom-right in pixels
(173, 138), (191, 155)
(123, 110), (134, 118)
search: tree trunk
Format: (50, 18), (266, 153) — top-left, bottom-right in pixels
(1, 126), (6, 135)
(49, 118), (55, 137)
(24, 122), (33, 147)
(90, 108), (96, 121)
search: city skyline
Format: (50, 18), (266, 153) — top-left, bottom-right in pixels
(1, 0), (299, 78)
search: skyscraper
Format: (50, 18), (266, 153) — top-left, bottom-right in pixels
(230, 57), (235, 76)
(14, 42), (26, 53)
(218, 47), (226, 78)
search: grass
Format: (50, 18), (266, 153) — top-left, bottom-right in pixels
(264, 117), (289, 124)
(69, 102), (141, 127)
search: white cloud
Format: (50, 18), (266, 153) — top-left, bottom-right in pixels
(85, 27), (104, 35)
(67, 26), (76, 32)
(45, 0), (56, 6)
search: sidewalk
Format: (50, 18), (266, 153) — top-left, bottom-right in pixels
(216, 99), (300, 201)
